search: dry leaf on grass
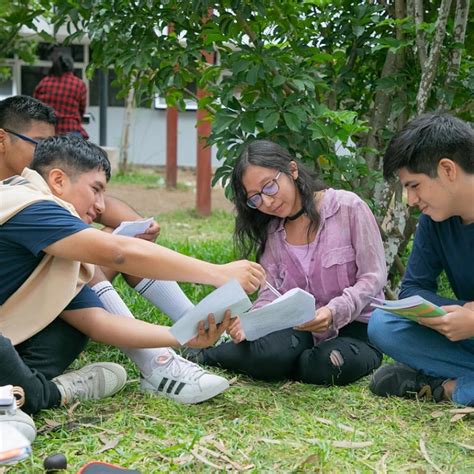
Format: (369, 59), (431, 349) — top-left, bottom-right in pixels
(258, 437), (298, 446)
(450, 413), (467, 423)
(314, 416), (366, 436)
(97, 434), (121, 454)
(37, 418), (62, 433)
(67, 401), (80, 418)
(448, 407), (474, 414)
(174, 454), (193, 465)
(200, 446), (249, 470)
(191, 448), (224, 469)
(419, 437), (443, 473)
(193, 439), (254, 471)
(453, 441), (474, 450)
(298, 454), (320, 468)
(228, 376), (239, 385)
(377, 451), (389, 474)
(331, 440), (373, 449)
(430, 410), (444, 418)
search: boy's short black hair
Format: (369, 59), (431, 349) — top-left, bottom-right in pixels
(0, 95), (56, 132)
(31, 135), (111, 182)
(383, 113), (474, 180)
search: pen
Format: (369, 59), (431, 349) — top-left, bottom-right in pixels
(265, 281), (282, 298)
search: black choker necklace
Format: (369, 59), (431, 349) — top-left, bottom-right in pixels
(286, 208), (305, 221)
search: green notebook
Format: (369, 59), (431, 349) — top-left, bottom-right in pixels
(370, 296), (446, 320)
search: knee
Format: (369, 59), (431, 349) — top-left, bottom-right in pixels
(245, 338), (302, 380)
(0, 335), (14, 356)
(367, 309), (393, 350)
(205, 331), (311, 381)
(297, 341), (383, 386)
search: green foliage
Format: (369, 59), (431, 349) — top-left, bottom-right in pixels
(0, 0), (54, 81)
(49, 1), (472, 200)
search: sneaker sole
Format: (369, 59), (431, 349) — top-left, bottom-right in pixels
(140, 378), (230, 404)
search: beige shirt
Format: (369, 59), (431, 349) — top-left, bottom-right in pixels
(0, 168), (94, 344)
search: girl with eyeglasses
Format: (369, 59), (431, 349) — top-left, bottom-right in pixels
(188, 139), (387, 386)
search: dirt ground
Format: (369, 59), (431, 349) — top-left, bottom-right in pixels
(107, 168), (234, 216)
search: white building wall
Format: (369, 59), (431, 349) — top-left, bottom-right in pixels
(85, 107), (219, 168)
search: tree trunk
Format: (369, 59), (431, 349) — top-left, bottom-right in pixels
(438, 0), (470, 111)
(416, 0), (453, 113)
(119, 88), (135, 173)
(413, 0), (427, 71)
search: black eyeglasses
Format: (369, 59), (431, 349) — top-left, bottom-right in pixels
(246, 171), (282, 209)
(4, 128), (39, 146)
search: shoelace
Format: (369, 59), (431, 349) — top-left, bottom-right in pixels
(62, 371), (97, 401)
(165, 352), (206, 383)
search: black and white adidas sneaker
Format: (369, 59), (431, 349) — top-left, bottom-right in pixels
(140, 349), (229, 404)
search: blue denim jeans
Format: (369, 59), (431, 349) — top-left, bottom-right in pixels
(368, 309), (474, 406)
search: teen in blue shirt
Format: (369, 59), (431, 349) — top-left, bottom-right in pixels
(0, 135), (265, 415)
(368, 113), (474, 406)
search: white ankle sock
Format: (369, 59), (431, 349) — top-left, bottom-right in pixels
(91, 281), (169, 376)
(134, 279), (194, 322)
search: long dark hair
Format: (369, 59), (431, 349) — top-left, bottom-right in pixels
(231, 140), (327, 260)
(49, 52), (74, 77)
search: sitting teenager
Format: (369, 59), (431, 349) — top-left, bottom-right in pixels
(0, 134), (266, 421)
(368, 113), (474, 406)
(0, 95), (229, 405)
(187, 140), (387, 385)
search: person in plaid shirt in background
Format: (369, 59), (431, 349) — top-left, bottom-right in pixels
(33, 52), (89, 139)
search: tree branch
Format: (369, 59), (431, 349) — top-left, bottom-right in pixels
(415, 0), (453, 113)
(414, 0), (427, 71)
(184, 87), (216, 115)
(0, 26), (24, 58)
(234, 11), (294, 96)
(438, 0), (470, 111)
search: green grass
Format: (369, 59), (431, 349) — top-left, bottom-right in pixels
(11, 210), (473, 472)
(110, 168), (191, 190)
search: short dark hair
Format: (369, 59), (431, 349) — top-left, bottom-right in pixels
(31, 135), (111, 182)
(231, 139), (326, 259)
(383, 113), (474, 180)
(0, 95), (56, 133)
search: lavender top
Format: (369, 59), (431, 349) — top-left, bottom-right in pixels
(253, 188), (387, 344)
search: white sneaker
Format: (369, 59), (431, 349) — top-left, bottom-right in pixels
(140, 349), (229, 404)
(0, 408), (36, 444)
(53, 362), (127, 406)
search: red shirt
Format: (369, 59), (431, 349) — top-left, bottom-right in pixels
(34, 72), (88, 138)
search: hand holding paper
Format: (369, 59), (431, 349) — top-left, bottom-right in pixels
(186, 310), (233, 348)
(240, 287), (315, 341)
(418, 305), (474, 342)
(170, 279), (252, 345)
(294, 306), (333, 333)
(112, 218), (155, 237)
(170, 280), (316, 344)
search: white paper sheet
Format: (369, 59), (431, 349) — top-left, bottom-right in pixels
(170, 279), (252, 344)
(112, 218), (154, 237)
(240, 288), (315, 341)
